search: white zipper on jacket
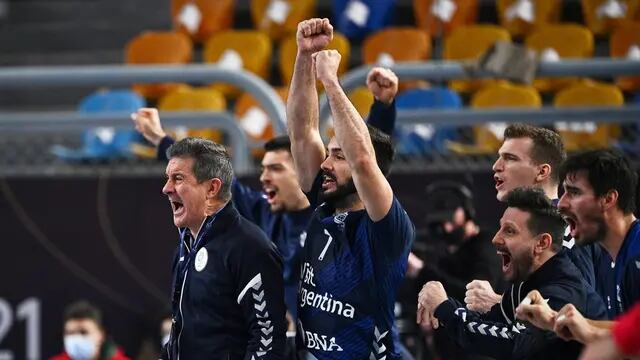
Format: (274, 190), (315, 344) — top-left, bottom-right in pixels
(176, 268), (188, 360)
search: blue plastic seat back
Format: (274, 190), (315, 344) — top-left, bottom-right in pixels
(77, 90), (146, 159)
(332, 0), (397, 40)
(395, 87), (463, 154)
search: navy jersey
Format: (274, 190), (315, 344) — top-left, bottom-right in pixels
(232, 179), (313, 319)
(297, 175), (415, 359)
(594, 220), (640, 318)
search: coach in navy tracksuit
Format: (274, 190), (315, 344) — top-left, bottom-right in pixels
(418, 188), (606, 360)
(160, 138), (286, 359)
(131, 68), (399, 322)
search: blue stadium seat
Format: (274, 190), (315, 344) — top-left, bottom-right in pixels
(394, 87), (463, 154)
(52, 90), (146, 161)
(332, 0), (397, 40)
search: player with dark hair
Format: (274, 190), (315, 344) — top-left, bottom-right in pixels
(418, 187), (606, 360)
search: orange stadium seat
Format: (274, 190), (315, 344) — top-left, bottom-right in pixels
(448, 82), (541, 154)
(158, 86), (227, 143)
(171, 0), (234, 43)
(554, 80), (624, 151)
(610, 22), (640, 91)
(203, 30), (273, 98)
(234, 87), (289, 143)
(525, 24), (594, 92)
(362, 27), (431, 64)
(125, 31), (193, 100)
(323, 86), (374, 139)
(581, 0), (640, 35)
(413, 0), (479, 36)
(250, 0), (316, 41)
(496, 0), (561, 37)
(444, 25), (511, 92)
(279, 32), (350, 85)
(362, 27), (431, 90)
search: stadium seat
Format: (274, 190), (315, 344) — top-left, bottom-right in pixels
(362, 27), (431, 90)
(158, 86), (227, 144)
(362, 27), (431, 64)
(332, 0), (398, 40)
(610, 22), (640, 91)
(581, 0), (640, 35)
(496, 0), (561, 37)
(234, 87), (289, 142)
(413, 0), (479, 36)
(279, 32), (350, 85)
(554, 80), (624, 151)
(203, 30), (272, 98)
(444, 25), (511, 92)
(250, 0), (316, 41)
(51, 90), (147, 161)
(394, 87), (463, 154)
(448, 82), (541, 154)
(347, 86), (375, 118)
(171, 0), (234, 43)
(125, 31), (193, 100)
(525, 24), (594, 92)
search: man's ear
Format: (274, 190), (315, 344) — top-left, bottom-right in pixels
(535, 163), (552, 184)
(534, 233), (553, 254)
(206, 178), (222, 200)
(600, 189), (619, 212)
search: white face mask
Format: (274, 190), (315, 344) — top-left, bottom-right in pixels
(64, 334), (97, 360)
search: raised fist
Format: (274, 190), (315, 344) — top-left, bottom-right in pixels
(367, 67), (399, 105)
(312, 50), (341, 84)
(296, 18), (333, 54)
(130, 107), (166, 146)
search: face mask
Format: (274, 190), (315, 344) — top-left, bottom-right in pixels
(161, 333), (170, 347)
(444, 226), (466, 245)
(64, 334), (97, 360)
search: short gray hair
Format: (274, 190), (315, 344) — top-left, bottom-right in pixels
(166, 137), (233, 202)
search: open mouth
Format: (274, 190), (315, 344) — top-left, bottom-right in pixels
(564, 216), (577, 237)
(322, 174), (336, 189)
(497, 250), (512, 273)
(171, 200), (184, 215)
(494, 176), (505, 189)
(264, 187), (278, 204)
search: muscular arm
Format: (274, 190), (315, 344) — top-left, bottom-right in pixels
(286, 19), (330, 192)
(320, 60), (393, 221)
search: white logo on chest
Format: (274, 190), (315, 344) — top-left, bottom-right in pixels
(194, 247), (208, 272)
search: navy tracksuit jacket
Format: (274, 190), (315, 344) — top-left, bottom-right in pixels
(434, 248), (607, 360)
(163, 202), (287, 359)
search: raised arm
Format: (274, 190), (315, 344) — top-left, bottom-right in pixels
(314, 50), (393, 221)
(286, 18), (332, 192)
(130, 107), (174, 161)
(366, 67), (398, 136)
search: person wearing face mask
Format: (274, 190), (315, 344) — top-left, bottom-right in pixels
(51, 300), (130, 360)
(417, 188), (607, 360)
(406, 181), (503, 360)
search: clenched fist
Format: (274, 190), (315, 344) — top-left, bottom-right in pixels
(367, 67), (398, 105)
(130, 107), (166, 146)
(296, 18), (333, 54)
(312, 50), (341, 85)
(465, 280), (502, 313)
(515, 290), (556, 331)
(417, 281), (448, 330)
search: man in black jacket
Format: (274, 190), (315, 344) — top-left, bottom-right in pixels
(417, 187), (606, 360)
(160, 137), (286, 359)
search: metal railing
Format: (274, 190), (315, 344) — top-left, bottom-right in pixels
(319, 58), (640, 136)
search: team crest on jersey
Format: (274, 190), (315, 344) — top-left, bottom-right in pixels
(334, 212), (348, 225)
(195, 247), (208, 272)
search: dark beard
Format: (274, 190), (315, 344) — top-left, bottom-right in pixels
(511, 251), (534, 283)
(319, 178), (358, 209)
(578, 216), (608, 246)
